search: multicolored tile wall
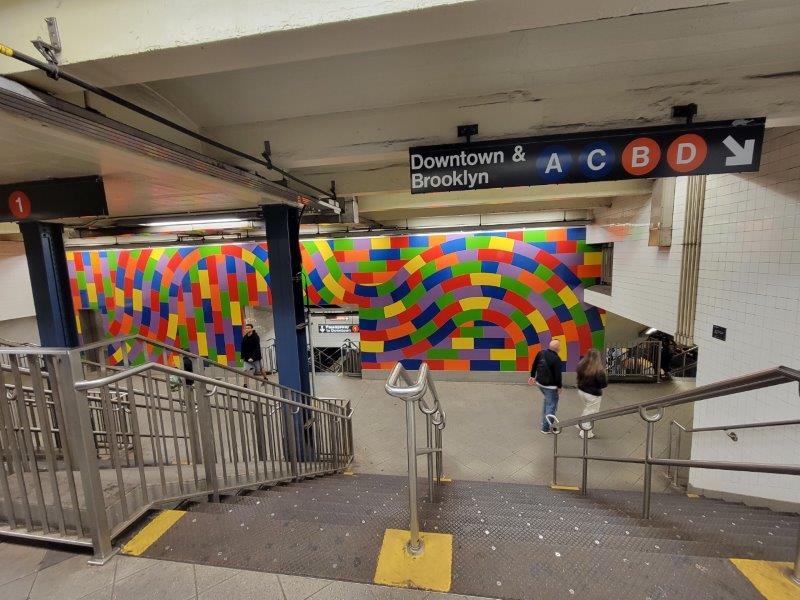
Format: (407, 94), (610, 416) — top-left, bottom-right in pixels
(66, 227), (604, 371)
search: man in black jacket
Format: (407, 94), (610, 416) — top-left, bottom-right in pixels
(240, 323), (263, 376)
(528, 339), (563, 434)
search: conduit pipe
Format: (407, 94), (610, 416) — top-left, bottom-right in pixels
(0, 43), (340, 213)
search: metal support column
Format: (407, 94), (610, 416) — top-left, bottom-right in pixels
(262, 205), (310, 394)
(262, 205), (311, 465)
(19, 222), (79, 347)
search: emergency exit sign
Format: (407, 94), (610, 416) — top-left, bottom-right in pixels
(409, 118), (765, 193)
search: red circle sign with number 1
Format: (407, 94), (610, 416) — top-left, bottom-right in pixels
(8, 191), (31, 219)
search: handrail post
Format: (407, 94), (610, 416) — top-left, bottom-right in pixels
(552, 433), (558, 487)
(405, 398), (423, 555)
(580, 426), (589, 495)
(193, 358), (219, 502)
(790, 532), (800, 586)
(643, 420), (654, 519)
(57, 349), (114, 563)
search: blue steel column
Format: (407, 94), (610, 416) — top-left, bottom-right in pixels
(262, 204), (312, 465)
(262, 204), (310, 394)
(19, 222), (79, 348)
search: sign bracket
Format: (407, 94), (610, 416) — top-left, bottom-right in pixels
(672, 103), (698, 125)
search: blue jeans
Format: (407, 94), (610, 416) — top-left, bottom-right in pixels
(539, 386), (559, 432)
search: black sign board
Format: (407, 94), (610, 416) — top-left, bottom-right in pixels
(712, 325), (727, 341)
(0, 176), (108, 222)
(409, 118), (765, 194)
(318, 324), (360, 334)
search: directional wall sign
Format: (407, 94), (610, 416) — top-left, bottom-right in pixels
(0, 176), (108, 222)
(318, 324), (360, 334)
(409, 118), (765, 194)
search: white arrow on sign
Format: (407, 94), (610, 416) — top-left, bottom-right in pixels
(722, 135), (755, 166)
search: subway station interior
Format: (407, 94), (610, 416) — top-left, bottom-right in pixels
(0, 2), (799, 599)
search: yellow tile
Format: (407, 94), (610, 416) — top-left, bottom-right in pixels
(451, 337), (473, 350)
(122, 510), (185, 556)
(371, 237), (391, 249)
(230, 301), (242, 326)
(730, 559), (798, 600)
(469, 273), (502, 287)
(167, 314), (178, 339)
(459, 297), (490, 311)
(584, 251), (602, 265)
(557, 286), (579, 309)
(405, 255), (425, 274)
(490, 349), (516, 361)
(487, 236), (515, 252)
(374, 528), (453, 592)
(527, 310), (549, 333)
(322, 274), (346, 300)
(360, 340), (384, 353)
(196, 332), (208, 356)
(199, 270), (211, 298)
(384, 301), (406, 318)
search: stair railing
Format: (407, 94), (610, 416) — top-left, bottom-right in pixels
(0, 339), (354, 564)
(546, 365), (800, 586)
(667, 417), (800, 488)
(385, 362), (445, 556)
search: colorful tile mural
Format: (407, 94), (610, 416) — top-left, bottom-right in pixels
(66, 227), (604, 372)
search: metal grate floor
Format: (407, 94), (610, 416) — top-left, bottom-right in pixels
(131, 473), (799, 599)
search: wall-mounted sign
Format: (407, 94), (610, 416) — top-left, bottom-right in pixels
(712, 325), (727, 341)
(0, 176), (108, 222)
(318, 324), (360, 334)
(409, 118), (765, 194)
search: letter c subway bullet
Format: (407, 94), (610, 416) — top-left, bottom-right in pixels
(622, 137), (661, 175)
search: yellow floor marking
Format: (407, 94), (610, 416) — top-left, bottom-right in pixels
(730, 559), (798, 599)
(686, 493), (700, 498)
(551, 484), (580, 491)
(343, 469), (356, 476)
(374, 528), (453, 592)
(439, 477), (453, 483)
(122, 510), (186, 556)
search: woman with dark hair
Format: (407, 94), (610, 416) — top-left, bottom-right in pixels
(576, 348), (608, 439)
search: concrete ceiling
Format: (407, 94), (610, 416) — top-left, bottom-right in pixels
(1, 0), (799, 225)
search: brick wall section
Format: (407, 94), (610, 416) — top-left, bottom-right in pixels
(584, 178), (688, 335)
(689, 127), (800, 504)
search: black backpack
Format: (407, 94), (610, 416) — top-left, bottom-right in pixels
(535, 351), (553, 386)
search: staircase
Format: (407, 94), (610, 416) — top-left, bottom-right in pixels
(134, 472), (799, 599)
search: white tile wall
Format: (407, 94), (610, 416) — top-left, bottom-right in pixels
(584, 178), (687, 335)
(0, 242), (35, 323)
(689, 127), (800, 504)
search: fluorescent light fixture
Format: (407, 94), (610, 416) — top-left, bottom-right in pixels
(141, 217), (247, 227)
(645, 327), (658, 335)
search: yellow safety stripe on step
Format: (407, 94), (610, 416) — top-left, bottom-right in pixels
(122, 510), (186, 556)
(550, 484), (580, 491)
(374, 528), (453, 592)
(730, 559), (797, 600)
(342, 469), (356, 476)
(686, 493), (700, 498)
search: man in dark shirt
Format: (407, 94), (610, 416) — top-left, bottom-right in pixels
(240, 323), (263, 376)
(528, 339), (563, 434)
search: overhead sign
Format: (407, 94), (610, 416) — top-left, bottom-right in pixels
(408, 118), (765, 194)
(0, 176), (108, 222)
(318, 324), (359, 334)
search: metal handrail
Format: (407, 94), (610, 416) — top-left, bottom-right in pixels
(385, 362), (445, 556)
(553, 365), (799, 430)
(81, 334), (323, 407)
(75, 361), (347, 419)
(548, 364), (800, 585)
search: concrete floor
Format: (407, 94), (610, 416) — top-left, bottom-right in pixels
(312, 374), (695, 494)
(0, 540), (493, 600)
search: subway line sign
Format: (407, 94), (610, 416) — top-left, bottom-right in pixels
(408, 118), (765, 193)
